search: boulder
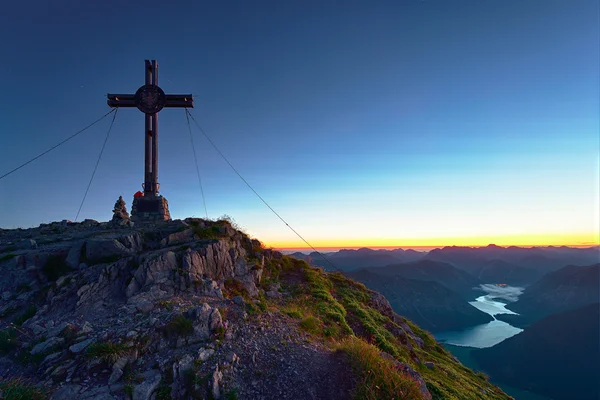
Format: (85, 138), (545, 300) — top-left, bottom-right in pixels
(31, 337), (64, 355)
(51, 384), (82, 400)
(185, 303), (223, 342)
(69, 338), (95, 354)
(85, 233), (142, 263)
(66, 241), (84, 269)
(160, 228), (195, 247)
(16, 239), (37, 250)
(126, 251), (178, 298)
(211, 365), (223, 399)
(197, 347), (215, 362)
(132, 370), (161, 400)
(108, 357), (128, 385)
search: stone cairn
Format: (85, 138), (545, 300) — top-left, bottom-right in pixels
(111, 196), (132, 227)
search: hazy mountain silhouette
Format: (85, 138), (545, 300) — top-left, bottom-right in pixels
(364, 259), (481, 299)
(497, 263), (600, 327)
(346, 269), (493, 332)
(473, 303), (600, 400)
(295, 247), (425, 271)
(476, 259), (540, 285)
(425, 245), (599, 283)
(290, 246), (598, 282)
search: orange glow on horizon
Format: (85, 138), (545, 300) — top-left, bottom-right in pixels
(264, 232), (600, 251)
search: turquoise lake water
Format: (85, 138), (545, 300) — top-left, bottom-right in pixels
(436, 285), (554, 399)
(434, 284), (524, 348)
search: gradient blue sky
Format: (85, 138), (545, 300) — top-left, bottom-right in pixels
(0, 0), (598, 248)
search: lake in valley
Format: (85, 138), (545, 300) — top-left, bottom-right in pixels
(435, 284), (524, 348)
(436, 284), (553, 400)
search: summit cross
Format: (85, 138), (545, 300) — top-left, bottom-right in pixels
(107, 60), (193, 222)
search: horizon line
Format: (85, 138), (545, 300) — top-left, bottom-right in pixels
(271, 243), (600, 252)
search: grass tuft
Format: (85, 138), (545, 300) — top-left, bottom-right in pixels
(0, 377), (48, 400)
(14, 305), (37, 327)
(0, 253), (17, 262)
(339, 336), (423, 400)
(43, 254), (72, 281)
(0, 328), (17, 354)
(87, 341), (128, 364)
(299, 315), (322, 335)
(163, 315), (194, 337)
(223, 278), (248, 299)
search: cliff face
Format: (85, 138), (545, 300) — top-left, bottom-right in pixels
(0, 218), (511, 400)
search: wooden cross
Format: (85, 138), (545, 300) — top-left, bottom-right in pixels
(107, 60), (193, 197)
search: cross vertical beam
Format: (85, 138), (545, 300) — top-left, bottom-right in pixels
(106, 60), (194, 222)
(144, 61), (153, 195)
(151, 60), (159, 197)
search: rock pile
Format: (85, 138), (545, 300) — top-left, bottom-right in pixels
(111, 196), (131, 227)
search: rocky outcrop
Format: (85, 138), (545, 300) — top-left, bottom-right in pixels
(85, 233), (142, 263)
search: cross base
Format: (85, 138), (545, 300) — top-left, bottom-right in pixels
(131, 195), (171, 223)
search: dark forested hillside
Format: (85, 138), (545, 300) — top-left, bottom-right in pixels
(473, 303), (600, 400)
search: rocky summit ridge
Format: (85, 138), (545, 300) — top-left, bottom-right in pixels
(0, 216), (511, 400)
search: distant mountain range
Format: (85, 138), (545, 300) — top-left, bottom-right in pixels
(497, 263), (600, 327)
(290, 245), (599, 286)
(289, 247), (424, 271)
(473, 303), (600, 400)
(288, 246), (599, 334)
(425, 245), (599, 282)
(362, 259), (481, 299)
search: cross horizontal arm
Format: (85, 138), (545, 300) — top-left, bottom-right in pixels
(107, 94), (135, 108)
(106, 94), (194, 108)
(164, 95), (194, 108)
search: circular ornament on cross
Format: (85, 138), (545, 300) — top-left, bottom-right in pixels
(134, 84), (166, 114)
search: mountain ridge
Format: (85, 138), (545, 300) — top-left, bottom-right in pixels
(0, 217), (511, 400)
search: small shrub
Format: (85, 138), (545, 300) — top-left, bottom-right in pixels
(0, 253), (17, 262)
(15, 348), (46, 366)
(43, 254), (72, 281)
(87, 342), (128, 364)
(214, 326), (225, 341)
(476, 371), (490, 381)
(223, 279), (247, 298)
(60, 325), (79, 344)
(299, 316), (322, 335)
(285, 307), (303, 319)
(192, 225), (222, 240)
(0, 328), (17, 354)
(245, 302), (259, 315)
(224, 388), (239, 400)
(216, 214), (242, 231)
(155, 385), (172, 400)
(16, 283), (30, 292)
(157, 300), (174, 311)
(0, 306), (18, 318)
(163, 315), (194, 337)
(124, 384), (134, 397)
(14, 305), (37, 327)
(0, 377), (48, 400)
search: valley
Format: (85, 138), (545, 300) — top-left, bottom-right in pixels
(290, 245), (600, 400)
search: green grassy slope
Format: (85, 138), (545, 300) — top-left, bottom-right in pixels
(262, 255), (512, 399)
